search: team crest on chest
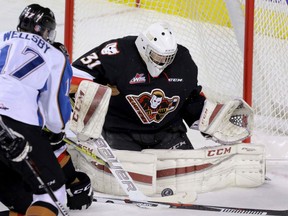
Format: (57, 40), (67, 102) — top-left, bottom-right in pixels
(126, 89), (180, 124)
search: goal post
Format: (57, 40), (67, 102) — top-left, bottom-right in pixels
(64, 0), (74, 61)
(64, 0), (288, 158)
(243, 0), (254, 107)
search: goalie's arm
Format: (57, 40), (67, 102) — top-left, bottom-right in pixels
(70, 67), (95, 94)
(181, 86), (206, 128)
(71, 44), (111, 92)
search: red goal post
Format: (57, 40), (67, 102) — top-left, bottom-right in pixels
(64, 0), (288, 153)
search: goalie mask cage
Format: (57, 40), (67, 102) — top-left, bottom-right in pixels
(64, 0), (288, 160)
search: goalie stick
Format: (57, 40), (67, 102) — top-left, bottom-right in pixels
(64, 137), (149, 201)
(64, 137), (196, 204)
(92, 194), (288, 215)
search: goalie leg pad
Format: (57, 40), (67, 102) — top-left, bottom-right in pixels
(143, 143), (265, 194)
(68, 147), (157, 196)
(68, 142), (265, 196)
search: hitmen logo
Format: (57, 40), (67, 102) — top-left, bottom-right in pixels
(126, 89), (179, 124)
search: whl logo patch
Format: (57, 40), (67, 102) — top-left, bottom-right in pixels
(129, 73), (146, 84)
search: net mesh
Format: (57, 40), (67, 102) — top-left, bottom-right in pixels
(71, 0), (288, 138)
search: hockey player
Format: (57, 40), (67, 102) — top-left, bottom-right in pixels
(69, 21), (257, 197)
(72, 21), (253, 150)
(0, 4), (92, 216)
(72, 21), (205, 150)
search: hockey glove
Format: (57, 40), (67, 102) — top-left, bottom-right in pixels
(198, 98), (253, 144)
(66, 172), (93, 210)
(42, 127), (65, 145)
(0, 120), (31, 162)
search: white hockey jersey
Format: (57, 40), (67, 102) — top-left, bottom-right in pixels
(0, 31), (72, 133)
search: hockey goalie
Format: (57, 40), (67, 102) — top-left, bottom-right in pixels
(67, 78), (265, 199)
(67, 21), (265, 199)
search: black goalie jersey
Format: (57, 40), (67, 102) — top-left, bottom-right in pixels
(72, 36), (205, 133)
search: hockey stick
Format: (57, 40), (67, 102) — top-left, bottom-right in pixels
(64, 137), (196, 203)
(65, 136), (148, 201)
(92, 194), (288, 215)
(24, 159), (70, 216)
(64, 137), (106, 165)
(0, 118), (70, 216)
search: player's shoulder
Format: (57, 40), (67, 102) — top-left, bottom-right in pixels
(97, 35), (137, 58)
(117, 35), (137, 47)
(175, 44), (193, 60)
(103, 35), (136, 43)
(0, 31), (63, 57)
(172, 44), (197, 70)
(52, 42), (70, 59)
(177, 44), (190, 53)
(101, 35), (137, 48)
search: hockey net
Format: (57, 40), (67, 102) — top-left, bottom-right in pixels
(65, 0), (288, 159)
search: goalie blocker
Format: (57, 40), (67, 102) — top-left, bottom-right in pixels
(70, 80), (111, 141)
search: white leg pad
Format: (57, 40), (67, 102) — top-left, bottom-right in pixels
(68, 143), (265, 196)
(68, 146), (157, 196)
(143, 143), (265, 194)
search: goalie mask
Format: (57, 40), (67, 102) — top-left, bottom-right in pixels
(17, 4), (56, 43)
(135, 22), (178, 78)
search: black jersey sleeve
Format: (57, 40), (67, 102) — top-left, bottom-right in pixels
(181, 83), (206, 128)
(174, 45), (205, 127)
(72, 43), (108, 85)
(182, 86), (206, 127)
(72, 37), (135, 85)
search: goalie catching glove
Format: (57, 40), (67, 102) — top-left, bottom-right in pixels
(198, 98), (253, 144)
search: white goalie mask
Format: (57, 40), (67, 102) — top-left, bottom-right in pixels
(135, 22), (178, 78)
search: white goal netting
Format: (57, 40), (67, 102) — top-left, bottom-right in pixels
(70, 0), (288, 159)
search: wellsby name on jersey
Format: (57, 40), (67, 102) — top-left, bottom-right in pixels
(3, 31), (51, 53)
